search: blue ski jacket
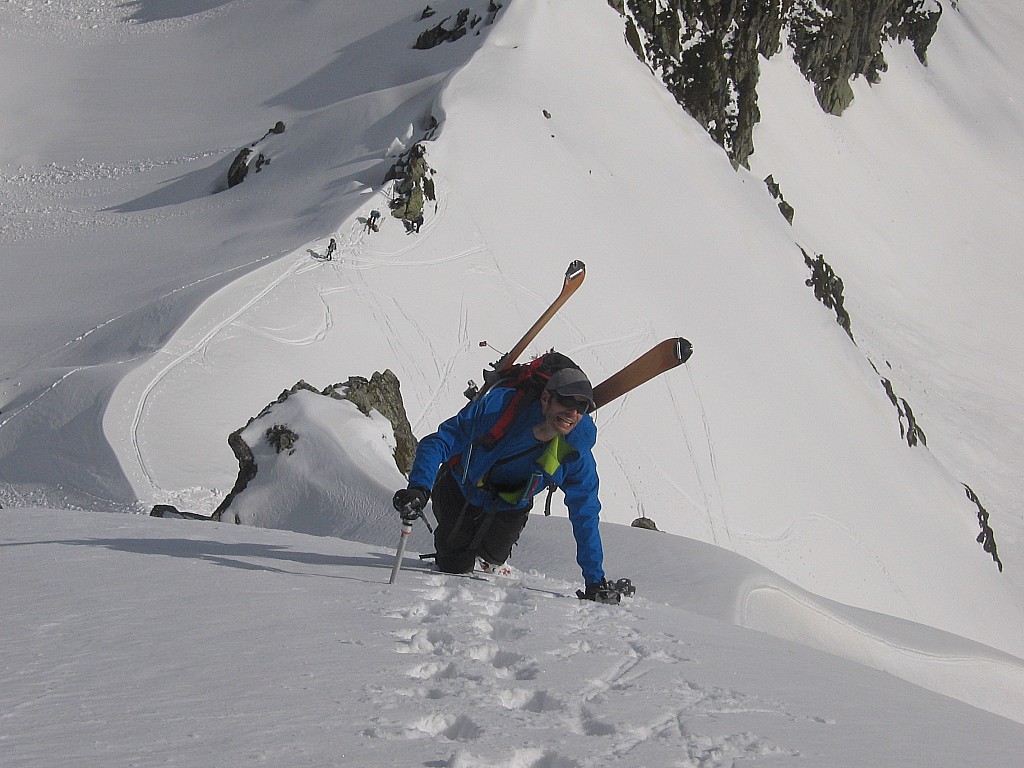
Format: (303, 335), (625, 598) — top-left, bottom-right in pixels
(408, 387), (605, 585)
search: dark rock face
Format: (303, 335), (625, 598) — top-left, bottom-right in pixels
(384, 143), (436, 228)
(226, 122), (286, 189)
(964, 484), (1003, 572)
(611, 0), (942, 167)
(880, 376), (927, 448)
(329, 371), (418, 477)
(617, 0), (782, 167)
(227, 148), (266, 188)
(788, 0), (942, 116)
(630, 516), (660, 530)
(415, 8), (473, 48)
(413, 3), (502, 50)
(801, 248), (853, 340)
(764, 174), (795, 224)
(150, 504), (213, 520)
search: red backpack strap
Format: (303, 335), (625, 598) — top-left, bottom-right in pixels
(472, 352), (577, 450)
(477, 387), (530, 449)
(476, 356), (554, 449)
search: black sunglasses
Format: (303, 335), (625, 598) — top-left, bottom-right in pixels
(552, 393), (592, 414)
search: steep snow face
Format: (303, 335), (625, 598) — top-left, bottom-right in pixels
(412, 0), (1024, 652)
(747, 1), (1024, 612)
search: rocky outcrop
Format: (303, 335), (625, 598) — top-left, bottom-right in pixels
(880, 376), (927, 448)
(212, 373), (417, 522)
(226, 121), (286, 189)
(964, 484), (1003, 572)
(630, 516), (660, 531)
(415, 8), (473, 48)
(801, 247), (853, 340)
(150, 504), (214, 520)
(610, 0), (942, 167)
(413, 2), (503, 50)
(789, 0), (942, 116)
(764, 174), (795, 224)
(384, 143), (436, 230)
(330, 371), (418, 476)
(227, 148), (268, 188)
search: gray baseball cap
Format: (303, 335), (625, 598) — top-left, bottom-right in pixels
(544, 367), (595, 411)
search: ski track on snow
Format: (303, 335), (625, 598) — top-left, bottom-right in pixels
(0, 248), (287, 435)
(120, 179), (545, 499)
(128, 255), (311, 492)
(358, 571), (805, 766)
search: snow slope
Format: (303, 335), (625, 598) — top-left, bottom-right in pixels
(2, 0), (1024, 751)
(92, 0), (1024, 658)
(4, 507), (1024, 767)
(197, 386), (1024, 725)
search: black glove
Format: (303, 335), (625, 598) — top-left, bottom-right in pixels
(392, 487), (428, 520)
(577, 578), (635, 604)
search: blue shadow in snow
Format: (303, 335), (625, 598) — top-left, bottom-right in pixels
(2, 537), (435, 580)
(121, 0), (235, 23)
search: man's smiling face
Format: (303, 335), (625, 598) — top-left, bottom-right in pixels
(538, 389), (587, 437)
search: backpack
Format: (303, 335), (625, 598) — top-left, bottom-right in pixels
(470, 350), (581, 449)
(452, 351), (582, 515)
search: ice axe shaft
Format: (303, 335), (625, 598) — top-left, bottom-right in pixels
(388, 520), (414, 585)
(389, 503), (431, 585)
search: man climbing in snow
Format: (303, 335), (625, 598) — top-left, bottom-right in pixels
(325, 238), (337, 260)
(366, 209), (381, 233)
(393, 366), (616, 601)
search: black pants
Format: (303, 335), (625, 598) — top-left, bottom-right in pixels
(431, 466), (531, 574)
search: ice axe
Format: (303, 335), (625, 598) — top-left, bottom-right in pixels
(389, 503), (432, 585)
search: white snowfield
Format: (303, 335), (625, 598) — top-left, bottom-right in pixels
(3, 506), (1024, 768)
(3, 0), (1024, 762)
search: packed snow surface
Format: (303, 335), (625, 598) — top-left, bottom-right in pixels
(3, 507), (1024, 767)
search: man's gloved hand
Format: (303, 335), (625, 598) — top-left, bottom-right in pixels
(392, 487), (428, 520)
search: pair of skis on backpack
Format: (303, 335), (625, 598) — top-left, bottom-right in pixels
(390, 260), (691, 593)
(468, 260), (693, 410)
(471, 261), (691, 606)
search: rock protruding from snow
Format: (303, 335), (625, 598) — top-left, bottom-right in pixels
(333, 371), (417, 475)
(413, 2), (502, 50)
(226, 121), (286, 188)
(612, 0), (942, 167)
(212, 376), (419, 540)
(384, 143), (436, 230)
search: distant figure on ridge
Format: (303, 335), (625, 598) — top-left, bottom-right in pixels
(367, 209), (381, 233)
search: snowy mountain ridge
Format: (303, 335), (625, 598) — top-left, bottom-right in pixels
(2, 1), (1024, 759)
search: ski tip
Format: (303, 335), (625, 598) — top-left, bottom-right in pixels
(675, 337), (693, 363)
(565, 260), (586, 281)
